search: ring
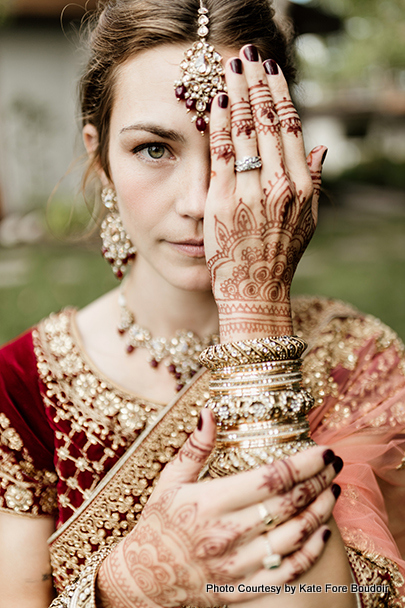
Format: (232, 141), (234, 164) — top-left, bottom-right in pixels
(234, 155), (262, 172)
(262, 536), (282, 570)
(258, 502), (279, 530)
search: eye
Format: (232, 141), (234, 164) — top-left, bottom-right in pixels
(146, 144), (166, 159)
(133, 143), (172, 161)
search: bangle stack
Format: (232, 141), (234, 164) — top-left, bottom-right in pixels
(199, 336), (316, 477)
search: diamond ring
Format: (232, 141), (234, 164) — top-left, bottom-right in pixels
(234, 155), (262, 172)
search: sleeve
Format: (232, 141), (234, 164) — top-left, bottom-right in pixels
(306, 312), (405, 606)
(0, 329), (58, 517)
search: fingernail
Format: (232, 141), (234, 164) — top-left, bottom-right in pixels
(322, 449), (335, 466)
(321, 149), (328, 165)
(218, 94), (229, 109)
(332, 483), (341, 500)
(333, 456), (343, 474)
(322, 529), (332, 543)
(197, 412), (203, 431)
(230, 58), (243, 74)
(244, 44), (259, 62)
(263, 59), (278, 75)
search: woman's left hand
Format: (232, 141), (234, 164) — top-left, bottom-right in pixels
(204, 45), (327, 342)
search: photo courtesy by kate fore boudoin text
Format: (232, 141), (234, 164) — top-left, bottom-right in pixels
(205, 583), (390, 595)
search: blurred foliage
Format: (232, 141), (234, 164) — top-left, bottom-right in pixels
(336, 158), (405, 189)
(295, 0), (405, 87)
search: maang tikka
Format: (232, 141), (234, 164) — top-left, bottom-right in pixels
(100, 187), (136, 280)
(174, 0), (227, 133)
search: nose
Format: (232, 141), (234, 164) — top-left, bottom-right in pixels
(175, 152), (211, 221)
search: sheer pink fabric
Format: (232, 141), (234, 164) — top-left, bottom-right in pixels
(308, 332), (405, 592)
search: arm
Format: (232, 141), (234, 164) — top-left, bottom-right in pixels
(0, 511), (55, 608)
(202, 46), (356, 607)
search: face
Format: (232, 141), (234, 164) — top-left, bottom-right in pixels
(91, 44), (233, 293)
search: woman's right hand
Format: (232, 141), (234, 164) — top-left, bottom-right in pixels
(97, 408), (341, 608)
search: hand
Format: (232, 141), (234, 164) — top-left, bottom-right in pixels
(204, 45), (327, 342)
(97, 409), (341, 608)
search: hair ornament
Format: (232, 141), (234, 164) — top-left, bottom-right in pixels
(174, 0), (227, 133)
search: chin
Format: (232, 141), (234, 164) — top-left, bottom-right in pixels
(168, 266), (213, 293)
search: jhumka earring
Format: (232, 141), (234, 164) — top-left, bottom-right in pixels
(174, 0), (227, 133)
(100, 187), (136, 280)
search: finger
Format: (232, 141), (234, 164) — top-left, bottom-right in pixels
(224, 455), (341, 536)
(159, 408), (216, 485)
(306, 145), (327, 226)
(209, 93), (236, 194)
(239, 45), (284, 177)
(207, 446), (338, 512)
(263, 58), (309, 183)
(214, 526), (331, 604)
(225, 57), (261, 184)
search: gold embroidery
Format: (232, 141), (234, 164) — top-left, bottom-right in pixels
(33, 309), (165, 520)
(0, 413), (57, 515)
(48, 373), (207, 592)
(292, 300), (405, 431)
(346, 546), (405, 607)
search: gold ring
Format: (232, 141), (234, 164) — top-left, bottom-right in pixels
(262, 536), (282, 570)
(258, 502), (279, 530)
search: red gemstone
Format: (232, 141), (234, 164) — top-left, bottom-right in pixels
(101, 247), (108, 255)
(150, 359), (158, 368)
(196, 117), (207, 132)
(175, 372), (182, 380)
(118, 328), (125, 335)
(176, 384), (184, 392)
(206, 98), (213, 112)
(175, 85), (187, 100)
(116, 269), (123, 279)
(168, 364), (176, 373)
(126, 344), (134, 353)
(185, 98), (196, 111)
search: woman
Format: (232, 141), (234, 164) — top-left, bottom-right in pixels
(0, 1), (404, 607)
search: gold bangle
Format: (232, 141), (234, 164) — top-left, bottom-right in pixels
(199, 336), (307, 370)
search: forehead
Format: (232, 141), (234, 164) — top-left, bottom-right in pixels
(110, 44), (234, 130)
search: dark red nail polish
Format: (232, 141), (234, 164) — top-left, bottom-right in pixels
(263, 59), (278, 75)
(332, 483), (341, 500)
(322, 449), (335, 466)
(218, 94), (229, 109)
(230, 58), (243, 74)
(321, 149), (328, 165)
(244, 44), (259, 62)
(197, 413), (203, 431)
(322, 529), (332, 543)
(333, 456), (343, 474)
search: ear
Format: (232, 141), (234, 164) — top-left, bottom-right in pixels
(83, 123), (109, 186)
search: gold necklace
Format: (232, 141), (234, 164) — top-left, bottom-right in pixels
(117, 286), (218, 391)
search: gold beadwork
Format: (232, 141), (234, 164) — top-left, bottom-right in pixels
(174, 0), (227, 133)
(199, 335), (307, 370)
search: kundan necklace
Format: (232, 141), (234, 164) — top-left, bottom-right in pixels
(118, 284), (218, 391)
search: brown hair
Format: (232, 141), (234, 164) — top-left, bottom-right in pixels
(80, 0), (295, 181)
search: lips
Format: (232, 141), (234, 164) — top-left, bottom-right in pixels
(168, 239), (205, 258)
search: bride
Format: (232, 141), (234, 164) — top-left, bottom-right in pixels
(0, 1), (404, 607)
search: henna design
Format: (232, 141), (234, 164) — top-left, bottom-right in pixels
(287, 546), (318, 582)
(210, 129), (235, 164)
(178, 435), (212, 464)
(258, 459), (300, 495)
(99, 487), (245, 608)
(248, 80), (280, 136)
(207, 170), (316, 337)
(230, 99), (255, 138)
(291, 509), (323, 551)
(274, 97), (302, 137)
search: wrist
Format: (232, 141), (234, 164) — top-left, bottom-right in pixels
(216, 299), (293, 342)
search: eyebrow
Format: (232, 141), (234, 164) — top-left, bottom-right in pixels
(120, 122), (186, 143)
